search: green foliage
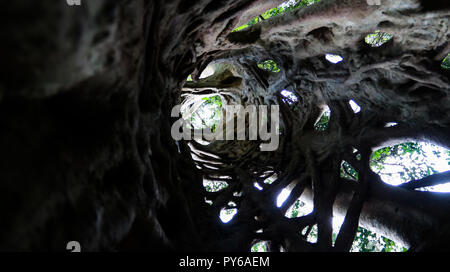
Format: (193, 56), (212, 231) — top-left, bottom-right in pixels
(232, 0), (321, 32)
(300, 224), (406, 251)
(251, 241), (269, 252)
(340, 161), (359, 181)
(232, 16), (261, 32)
(286, 199), (307, 218)
(370, 142), (443, 185)
(203, 180), (228, 192)
(442, 54), (450, 69)
(364, 30), (393, 47)
(351, 227), (407, 252)
(187, 95), (222, 132)
(186, 74), (193, 81)
(305, 225), (318, 243)
(263, 141), (449, 252)
(257, 60), (281, 73)
(263, 175), (276, 184)
(285, 199), (406, 251)
(314, 109), (330, 131)
(202, 95), (222, 107)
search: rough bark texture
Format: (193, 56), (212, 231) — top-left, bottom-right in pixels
(0, 0), (449, 251)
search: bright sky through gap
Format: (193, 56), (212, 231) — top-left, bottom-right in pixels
(283, 198), (345, 233)
(349, 99), (361, 113)
(278, 0), (297, 8)
(281, 89), (298, 103)
(385, 122), (398, 127)
(325, 54), (343, 64)
(254, 182), (263, 190)
(277, 188), (291, 207)
(199, 64), (215, 79)
(220, 201), (238, 223)
(376, 141), (450, 191)
(220, 208), (237, 223)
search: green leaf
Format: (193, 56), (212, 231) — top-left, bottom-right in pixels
(257, 59), (281, 73)
(442, 54), (450, 69)
(364, 30), (393, 47)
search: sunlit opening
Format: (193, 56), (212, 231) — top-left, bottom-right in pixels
(384, 122), (398, 127)
(370, 141), (450, 191)
(276, 188), (291, 207)
(251, 241), (269, 252)
(204, 198), (213, 205)
(281, 89), (298, 104)
(263, 174), (277, 184)
(254, 182), (263, 190)
(203, 179), (228, 192)
(285, 198), (313, 218)
(283, 187), (407, 251)
(257, 59), (281, 73)
(340, 160), (359, 181)
(220, 201), (238, 223)
(364, 30), (393, 47)
(325, 54), (343, 64)
(199, 64), (215, 79)
(348, 99), (361, 113)
(181, 95), (223, 135)
(314, 105), (331, 131)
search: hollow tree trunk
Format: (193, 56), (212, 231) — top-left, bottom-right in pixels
(1, 0), (450, 252)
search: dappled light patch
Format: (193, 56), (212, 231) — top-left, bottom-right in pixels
(314, 105), (331, 131)
(370, 141), (450, 189)
(325, 54), (343, 64)
(364, 30), (393, 47)
(257, 60), (281, 73)
(442, 54), (450, 69)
